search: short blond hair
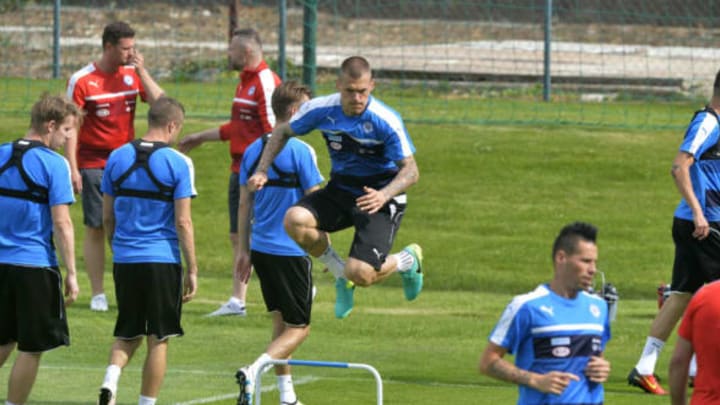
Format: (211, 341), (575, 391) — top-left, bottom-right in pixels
(30, 94), (83, 133)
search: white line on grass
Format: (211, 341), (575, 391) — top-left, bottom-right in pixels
(38, 365), (481, 390)
(174, 375), (319, 405)
(40, 365), (230, 376)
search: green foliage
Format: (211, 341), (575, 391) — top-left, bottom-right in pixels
(167, 57), (303, 84)
(0, 77), (700, 129)
(169, 57), (231, 83)
(0, 0), (26, 13)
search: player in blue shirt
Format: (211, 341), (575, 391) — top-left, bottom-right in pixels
(628, 70), (720, 395)
(0, 94), (81, 405)
(96, 97), (198, 405)
(233, 81), (323, 405)
(247, 56), (423, 319)
(480, 222), (611, 405)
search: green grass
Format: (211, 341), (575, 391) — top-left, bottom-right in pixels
(0, 76), (701, 129)
(0, 83), (692, 403)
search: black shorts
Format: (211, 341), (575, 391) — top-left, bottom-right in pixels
(671, 217), (720, 293)
(81, 168), (104, 228)
(251, 250), (313, 326)
(228, 172), (239, 234)
(113, 262), (184, 340)
(0, 264), (70, 352)
(295, 185), (406, 270)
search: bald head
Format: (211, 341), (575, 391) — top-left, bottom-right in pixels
(340, 56), (372, 80)
(228, 28), (263, 70)
(232, 28), (262, 53)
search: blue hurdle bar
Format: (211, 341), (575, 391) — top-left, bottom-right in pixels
(253, 359), (383, 405)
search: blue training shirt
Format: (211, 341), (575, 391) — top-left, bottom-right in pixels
(101, 141), (196, 264)
(0, 141), (74, 267)
(489, 284), (611, 405)
(240, 136), (323, 256)
(288, 93), (414, 196)
(674, 109), (720, 221)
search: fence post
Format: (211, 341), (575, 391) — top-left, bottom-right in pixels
(543, 0), (552, 102)
(228, 0), (238, 69)
(53, 0), (61, 79)
(278, 0), (287, 81)
(302, 0), (318, 94)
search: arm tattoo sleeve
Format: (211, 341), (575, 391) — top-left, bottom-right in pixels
(488, 358), (532, 387)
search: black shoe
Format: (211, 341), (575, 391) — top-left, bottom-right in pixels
(627, 367), (667, 395)
(97, 387), (115, 405)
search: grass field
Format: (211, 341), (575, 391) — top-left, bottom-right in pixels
(0, 79), (694, 404)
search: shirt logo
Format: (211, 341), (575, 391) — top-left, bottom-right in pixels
(329, 141), (342, 151)
(123, 75), (134, 86)
(589, 304), (601, 318)
(552, 346), (571, 358)
(88, 80), (99, 88)
(363, 121), (373, 133)
(372, 248), (383, 261)
(326, 116), (336, 124)
(96, 108), (110, 117)
(248, 85), (256, 96)
(539, 305), (554, 317)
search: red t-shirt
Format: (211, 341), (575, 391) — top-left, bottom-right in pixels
(678, 281), (720, 404)
(218, 60), (280, 173)
(67, 63), (146, 169)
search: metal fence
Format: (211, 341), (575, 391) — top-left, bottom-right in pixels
(1, 0), (719, 128)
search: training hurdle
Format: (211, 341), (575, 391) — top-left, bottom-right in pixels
(254, 359), (383, 405)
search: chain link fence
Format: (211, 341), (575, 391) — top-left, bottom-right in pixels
(1, 0), (718, 127)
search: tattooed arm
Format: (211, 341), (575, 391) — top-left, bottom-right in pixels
(479, 342), (579, 395)
(356, 155), (419, 214)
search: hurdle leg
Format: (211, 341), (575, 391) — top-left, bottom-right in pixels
(253, 359), (383, 405)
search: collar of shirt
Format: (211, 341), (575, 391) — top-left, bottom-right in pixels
(240, 59), (269, 80)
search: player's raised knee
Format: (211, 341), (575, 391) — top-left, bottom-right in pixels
(283, 206), (314, 234)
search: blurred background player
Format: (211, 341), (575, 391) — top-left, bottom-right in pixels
(66, 21), (164, 312)
(247, 56), (422, 319)
(179, 28), (280, 317)
(669, 280), (720, 405)
(97, 97), (197, 405)
(0, 94), (81, 405)
(479, 222), (611, 405)
(234, 81), (322, 405)
(627, 69), (720, 395)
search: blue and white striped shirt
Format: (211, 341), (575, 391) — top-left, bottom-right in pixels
(489, 284), (611, 405)
(675, 109), (720, 221)
(289, 93), (415, 196)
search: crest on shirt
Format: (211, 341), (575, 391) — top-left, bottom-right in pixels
(123, 75), (134, 86)
(330, 141), (342, 151)
(363, 121), (373, 134)
(96, 108), (110, 118)
(589, 303), (601, 318)
(248, 85), (256, 96)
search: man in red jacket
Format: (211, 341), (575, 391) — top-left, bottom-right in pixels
(66, 21), (164, 312)
(179, 28), (280, 317)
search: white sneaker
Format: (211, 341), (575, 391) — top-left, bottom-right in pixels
(207, 298), (246, 317)
(90, 294), (109, 312)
